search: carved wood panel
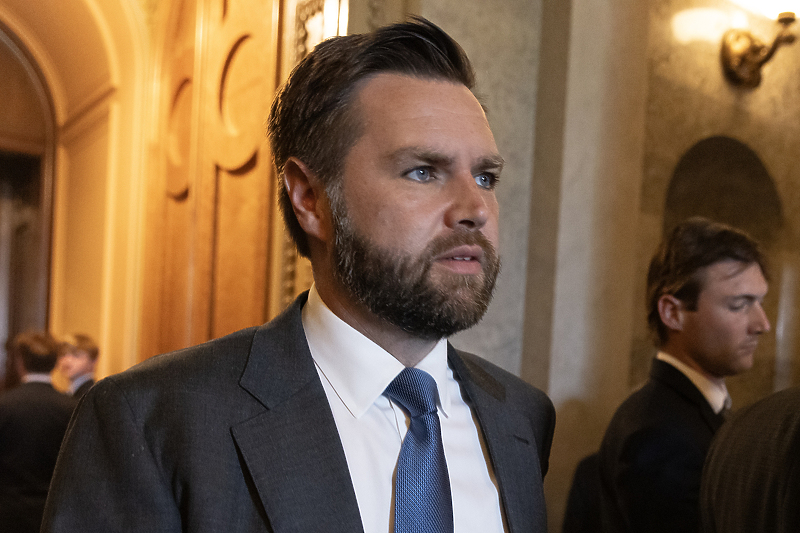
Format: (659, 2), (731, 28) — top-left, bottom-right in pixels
(141, 0), (280, 359)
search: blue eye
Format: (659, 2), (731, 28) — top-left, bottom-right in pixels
(406, 167), (433, 182)
(475, 173), (498, 190)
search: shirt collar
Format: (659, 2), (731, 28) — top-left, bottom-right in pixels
(302, 285), (451, 419)
(657, 351), (731, 414)
(22, 373), (52, 384)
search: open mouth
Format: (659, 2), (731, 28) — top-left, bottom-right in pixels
(435, 245), (484, 274)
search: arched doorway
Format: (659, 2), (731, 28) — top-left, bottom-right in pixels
(0, 0), (149, 380)
(0, 22), (56, 389)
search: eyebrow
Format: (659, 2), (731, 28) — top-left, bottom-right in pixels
(387, 147), (505, 173)
(726, 294), (764, 303)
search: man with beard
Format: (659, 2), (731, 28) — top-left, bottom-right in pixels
(42, 18), (555, 533)
(598, 218), (770, 533)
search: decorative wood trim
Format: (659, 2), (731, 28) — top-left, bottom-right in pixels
(61, 82), (116, 141)
(295, 0), (325, 61)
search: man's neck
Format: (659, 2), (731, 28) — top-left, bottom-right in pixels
(314, 281), (439, 367)
(657, 351), (730, 414)
(659, 342), (724, 386)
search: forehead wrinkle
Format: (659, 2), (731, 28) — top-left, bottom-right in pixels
(385, 146), (454, 167)
(385, 147), (504, 172)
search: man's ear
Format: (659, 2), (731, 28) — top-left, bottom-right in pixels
(282, 157), (332, 243)
(657, 294), (685, 332)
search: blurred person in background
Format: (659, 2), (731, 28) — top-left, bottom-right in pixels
(599, 218), (770, 533)
(57, 334), (98, 399)
(0, 331), (77, 533)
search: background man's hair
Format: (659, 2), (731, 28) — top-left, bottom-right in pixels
(60, 333), (99, 361)
(268, 16), (475, 258)
(646, 217), (767, 346)
(9, 330), (60, 374)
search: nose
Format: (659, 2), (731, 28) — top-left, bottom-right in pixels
(443, 172), (493, 231)
(750, 302), (771, 334)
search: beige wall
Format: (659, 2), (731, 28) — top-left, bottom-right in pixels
(539, 2), (649, 529)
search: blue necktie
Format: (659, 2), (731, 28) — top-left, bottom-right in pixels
(385, 367), (454, 533)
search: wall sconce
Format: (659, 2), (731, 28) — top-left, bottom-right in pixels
(721, 11), (796, 87)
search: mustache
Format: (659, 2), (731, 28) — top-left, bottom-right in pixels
(422, 230), (498, 263)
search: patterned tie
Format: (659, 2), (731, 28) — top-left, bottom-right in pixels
(385, 367), (454, 533)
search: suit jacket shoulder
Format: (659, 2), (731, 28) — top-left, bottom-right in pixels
(599, 359), (721, 533)
(44, 294), (362, 533)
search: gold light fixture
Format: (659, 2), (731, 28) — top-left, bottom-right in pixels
(721, 11), (796, 87)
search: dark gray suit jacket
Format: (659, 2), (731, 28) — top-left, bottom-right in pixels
(0, 382), (77, 533)
(598, 359), (724, 533)
(701, 386), (800, 533)
(42, 294), (555, 532)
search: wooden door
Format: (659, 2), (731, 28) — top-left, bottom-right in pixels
(141, 0), (281, 358)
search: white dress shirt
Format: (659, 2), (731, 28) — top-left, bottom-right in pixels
(302, 286), (506, 533)
(656, 351), (732, 414)
(22, 372), (53, 384)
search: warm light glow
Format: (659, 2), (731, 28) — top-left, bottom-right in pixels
(730, 11), (750, 29)
(323, 0), (341, 39)
(338, 0), (349, 36)
(672, 9), (736, 43)
(727, 0), (798, 20)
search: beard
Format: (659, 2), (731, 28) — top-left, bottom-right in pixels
(330, 205), (501, 340)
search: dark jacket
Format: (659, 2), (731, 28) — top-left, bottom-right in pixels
(701, 386), (800, 533)
(43, 293), (555, 532)
(599, 359), (724, 533)
(0, 381), (77, 533)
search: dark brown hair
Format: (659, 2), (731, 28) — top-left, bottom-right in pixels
(647, 217), (767, 345)
(268, 17), (476, 258)
(9, 330), (60, 374)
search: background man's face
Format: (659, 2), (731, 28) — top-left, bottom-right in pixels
(330, 73), (503, 338)
(680, 260), (770, 378)
(58, 349), (95, 380)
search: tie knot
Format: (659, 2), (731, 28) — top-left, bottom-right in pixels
(385, 367), (439, 418)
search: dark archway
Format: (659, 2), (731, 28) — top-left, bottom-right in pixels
(0, 24), (55, 390)
(665, 135), (783, 408)
(664, 136), (783, 244)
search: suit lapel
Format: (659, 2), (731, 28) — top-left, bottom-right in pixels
(448, 347), (547, 533)
(232, 295), (364, 533)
